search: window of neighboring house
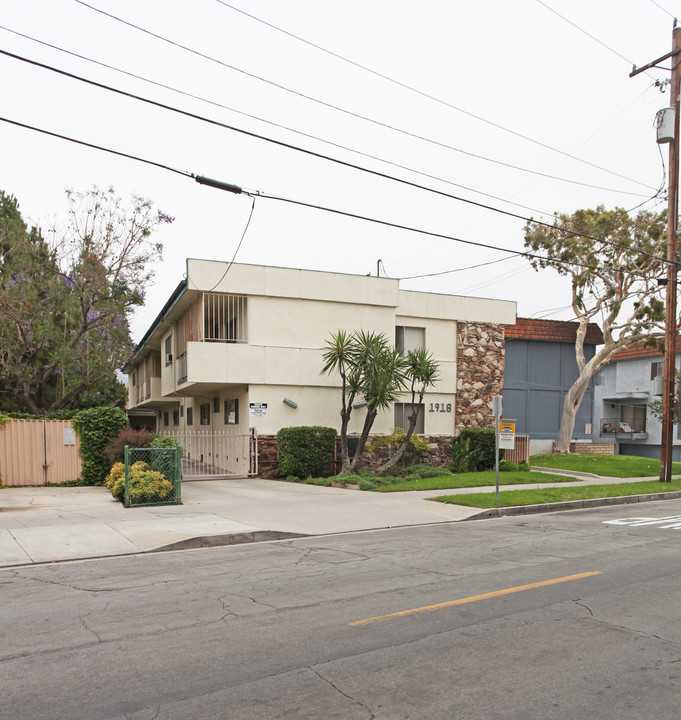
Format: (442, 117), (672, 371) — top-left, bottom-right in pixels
(172, 410), (179, 426)
(186, 407), (193, 426)
(224, 399), (239, 425)
(213, 397), (220, 414)
(200, 403), (210, 426)
(394, 402), (424, 434)
(396, 326), (425, 354)
(594, 371), (605, 386)
(163, 411), (169, 427)
(651, 361), (664, 379)
(131, 371), (136, 387)
(165, 334), (173, 366)
(180, 406), (184, 417)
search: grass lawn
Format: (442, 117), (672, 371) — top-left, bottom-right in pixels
(530, 453), (681, 478)
(432, 477), (681, 509)
(374, 470), (578, 492)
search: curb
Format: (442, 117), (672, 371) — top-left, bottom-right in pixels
(465, 490), (681, 520)
(150, 530), (309, 552)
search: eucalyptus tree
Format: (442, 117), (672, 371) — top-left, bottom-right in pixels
(524, 205), (666, 452)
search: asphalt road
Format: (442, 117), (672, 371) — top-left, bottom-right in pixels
(3, 500), (681, 719)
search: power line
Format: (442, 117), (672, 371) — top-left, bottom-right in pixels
(0, 24), (559, 219)
(536, 0), (655, 78)
(0, 113), (606, 274)
(212, 0), (656, 189)
(0, 114), (191, 178)
(398, 256), (515, 281)
(648, 0), (678, 22)
(2, 48), (670, 266)
(73, 0), (657, 193)
(1, 112), (672, 274)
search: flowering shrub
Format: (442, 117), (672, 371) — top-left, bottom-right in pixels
(104, 460), (173, 504)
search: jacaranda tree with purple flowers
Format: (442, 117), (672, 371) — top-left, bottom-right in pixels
(0, 187), (173, 413)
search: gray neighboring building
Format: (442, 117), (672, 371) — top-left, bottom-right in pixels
(503, 318), (604, 455)
(593, 343), (681, 459)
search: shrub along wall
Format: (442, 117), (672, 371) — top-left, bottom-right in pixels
(257, 434), (452, 478)
(73, 407), (129, 485)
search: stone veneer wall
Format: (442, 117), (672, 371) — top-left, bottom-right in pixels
(254, 434), (452, 478)
(455, 322), (505, 433)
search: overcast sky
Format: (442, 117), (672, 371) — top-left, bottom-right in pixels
(1, 0), (677, 342)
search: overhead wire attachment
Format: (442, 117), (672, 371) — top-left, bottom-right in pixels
(193, 175), (243, 194)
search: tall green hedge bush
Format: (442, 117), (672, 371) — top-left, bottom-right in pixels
(450, 427), (504, 472)
(277, 426), (336, 478)
(73, 407), (129, 485)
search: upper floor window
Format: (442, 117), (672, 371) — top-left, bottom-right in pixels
(204, 293), (247, 343)
(651, 361), (664, 380)
(164, 334), (173, 366)
(396, 326), (425, 354)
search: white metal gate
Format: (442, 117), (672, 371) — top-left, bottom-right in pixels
(161, 429), (256, 479)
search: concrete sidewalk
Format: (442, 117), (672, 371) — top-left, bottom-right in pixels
(0, 472), (678, 566)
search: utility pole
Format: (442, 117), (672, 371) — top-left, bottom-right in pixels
(631, 24), (681, 482)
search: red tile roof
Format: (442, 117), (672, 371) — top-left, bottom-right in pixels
(610, 338), (665, 361)
(505, 317), (603, 344)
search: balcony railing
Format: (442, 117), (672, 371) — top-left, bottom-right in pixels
(601, 417), (646, 434)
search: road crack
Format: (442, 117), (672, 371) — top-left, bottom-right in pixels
(310, 667), (375, 718)
(572, 598), (593, 616)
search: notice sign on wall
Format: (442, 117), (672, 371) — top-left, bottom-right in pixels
(63, 428), (77, 446)
(249, 402), (268, 418)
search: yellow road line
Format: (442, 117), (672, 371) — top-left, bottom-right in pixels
(349, 571), (602, 626)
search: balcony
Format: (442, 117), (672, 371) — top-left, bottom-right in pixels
(601, 417), (647, 439)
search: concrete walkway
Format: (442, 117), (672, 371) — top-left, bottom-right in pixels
(0, 471), (678, 567)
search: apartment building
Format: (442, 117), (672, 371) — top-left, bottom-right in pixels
(125, 260), (516, 475)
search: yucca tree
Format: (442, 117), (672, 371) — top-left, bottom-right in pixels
(322, 330), (409, 474)
(376, 347), (440, 475)
(347, 331), (409, 473)
(321, 330), (361, 473)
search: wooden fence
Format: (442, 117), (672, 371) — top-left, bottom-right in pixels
(503, 433), (530, 465)
(0, 419), (82, 486)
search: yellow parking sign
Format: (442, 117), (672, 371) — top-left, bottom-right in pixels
(499, 421), (516, 434)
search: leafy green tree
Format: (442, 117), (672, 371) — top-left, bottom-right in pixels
(0, 187), (172, 413)
(524, 206), (666, 452)
(377, 347), (440, 475)
(648, 368), (681, 425)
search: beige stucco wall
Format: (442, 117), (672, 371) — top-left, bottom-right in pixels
(129, 261), (517, 439)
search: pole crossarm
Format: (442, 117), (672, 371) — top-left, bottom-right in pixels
(630, 48), (679, 77)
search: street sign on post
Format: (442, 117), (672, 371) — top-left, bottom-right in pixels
(493, 395), (502, 501)
(499, 420), (516, 450)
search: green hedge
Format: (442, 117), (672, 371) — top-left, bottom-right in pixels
(450, 427), (504, 472)
(73, 407), (129, 485)
(277, 426), (337, 478)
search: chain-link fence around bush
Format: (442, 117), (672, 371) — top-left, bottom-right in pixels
(123, 446), (182, 508)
